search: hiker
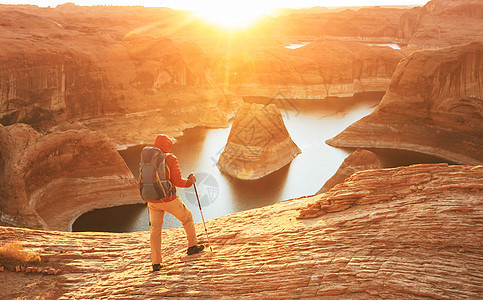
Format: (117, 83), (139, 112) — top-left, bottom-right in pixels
(139, 134), (205, 272)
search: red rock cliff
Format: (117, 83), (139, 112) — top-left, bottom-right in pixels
(327, 41), (483, 165)
(397, 0), (483, 47)
(0, 124), (139, 231)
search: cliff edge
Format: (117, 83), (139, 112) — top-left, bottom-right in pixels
(0, 124), (139, 231)
(0, 164), (481, 299)
(327, 41), (483, 165)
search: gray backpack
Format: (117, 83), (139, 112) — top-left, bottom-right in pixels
(138, 146), (176, 202)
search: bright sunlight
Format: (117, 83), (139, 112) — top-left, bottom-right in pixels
(191, 2), (271, 30)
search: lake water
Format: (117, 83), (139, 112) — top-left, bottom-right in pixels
(285, 42), (402, 50)
(72, 93), (449, 232)
(365, 43), (401, 50)
(285, 42), (311, 49)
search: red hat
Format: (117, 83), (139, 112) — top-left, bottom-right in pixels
(154, 134), (173, 153)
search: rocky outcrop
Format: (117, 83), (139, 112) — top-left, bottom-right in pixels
(0, 163), (481, 299)
(261, 6), (407, 43)
(317, 148), (381, 194)
(217, 103), (301, 179)
(0, 4), (241, 146)
(219, 39), (404, 99)
(327, 42), (483, 165)
(0, 124), (139, 231)
(397, 0), (483, 47)
(261, 0), (483, 49)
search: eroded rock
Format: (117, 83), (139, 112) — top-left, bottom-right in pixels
(220, 39), (404, 99)
(397, 0), (483, 47)
(327, 41), (483, 165)
(0, 124), (139, 231)
(217, 103), (301, 179)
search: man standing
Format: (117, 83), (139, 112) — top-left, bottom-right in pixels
(144, 134), (204, 272)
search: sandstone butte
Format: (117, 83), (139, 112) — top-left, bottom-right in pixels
(0, 123), (139, 231)
(327, 41), (483, 166)
(217, 103), (301, 180)
(317, 148), (381, 194)
(0, 163), (481, 299)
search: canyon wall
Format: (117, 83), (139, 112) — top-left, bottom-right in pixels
(0, 123), (139, 231)
(397, 0), (483, 47)
(216, 39), (404, 99)
(217, 103), (301, 179)
(1, 1), (480, 146)
(0, 4), (242, 146)
(327, 41), (483, 165)
(259, 0), (483, 48)
(0, 164), (481, 298)
(260, 6), (407, 43)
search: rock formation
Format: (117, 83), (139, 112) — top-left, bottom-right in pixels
(218, 39), (404, 99)
(317, 148), (381, 194)
(0, 4), (242, 147)
(397, 0), (483, 48)
(261, 6), (408, 43)
(0, 163), (481, 298)
(260, 0), (483, 48)
(0, 124), (139, 231)
(327, 41), (483, 165)
(217, 103), (301, 180)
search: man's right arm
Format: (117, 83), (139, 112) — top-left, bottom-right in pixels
(166, 154), (193, 188)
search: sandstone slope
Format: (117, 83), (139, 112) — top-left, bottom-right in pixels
(0, 164), (481, 299)
(217, 103), (301, 179)
(0, 124), (139, 231)
(327, 41), (483, 165)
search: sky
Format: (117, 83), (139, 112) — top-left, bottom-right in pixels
(1, 1), (429, 10)
(1, 0), (430, 29)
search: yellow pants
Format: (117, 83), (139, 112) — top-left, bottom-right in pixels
(148, 196), (198, 265)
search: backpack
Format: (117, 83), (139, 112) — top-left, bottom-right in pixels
(138, 146), (176, 202)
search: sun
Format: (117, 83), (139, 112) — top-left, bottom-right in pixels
(192, 3), (269, 30)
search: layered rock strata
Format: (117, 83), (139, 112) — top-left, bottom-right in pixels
(0, 4), (241, 146)
(327, 41), (483, 165)
(217, 103), (301, 180)
(0, 124), (139, 231)
(0, 164), (481, 299)
(317, 148), (381, 194)
(397, 0), (483, 48)
(261, 6), (408, 43)
(261, 0), (483, 48)
(219, 39), (404, 99)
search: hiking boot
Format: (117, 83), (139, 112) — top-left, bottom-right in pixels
(187, 244), (205, 255)
(152, 264), (163, 272)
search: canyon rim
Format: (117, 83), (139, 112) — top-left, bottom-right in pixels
(0, 0), (482, 299)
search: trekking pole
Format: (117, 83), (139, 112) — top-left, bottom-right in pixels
(193, 182), (213, 252)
